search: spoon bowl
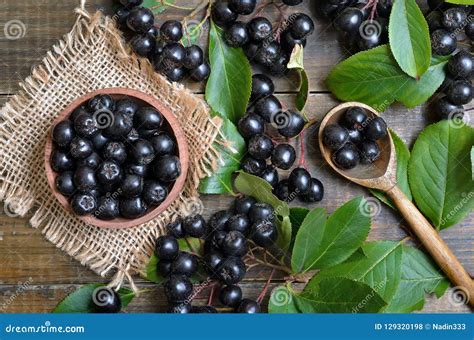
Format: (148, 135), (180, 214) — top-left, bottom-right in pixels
(318, 102), (396, 191)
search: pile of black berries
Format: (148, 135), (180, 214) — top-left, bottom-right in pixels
(51, 94), (181, 220)
(322, 106), (388, 170)
(212, 0), (314, 76)
(239, 74), (324, 203)
(114, 0), (211, 82)
(157, 196), (281, 313)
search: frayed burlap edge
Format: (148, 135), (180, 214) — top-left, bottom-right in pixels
(0, 1), (223, 291)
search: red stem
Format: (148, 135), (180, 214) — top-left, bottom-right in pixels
(298, 129), (307, 169)
(257, 269), (276, 304)
(207, 284), (216, 305)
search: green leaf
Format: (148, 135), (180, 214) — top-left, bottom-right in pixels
(299, 278), (386, 313)
(291, 197), (371, 273)
(53, 284), (134, 313)
(198, 116), (245, 194)
(471, 146), (474, 180)
(141, 253), (165, 284)
(234, 172), (290, 217)
(142, 0), (174, 14)
(305, 241), (403, 302)
(370, 129), (412, 209)
(384, 245), (449, 313)
(408, 120), (474, 229)
(326, 45), (448, 109)
(389, 0), (431, 78)
(446, 0), (474, 4)
(276, 215), (293, 252)
(289, 207), (310, 251)
(287, 45), (309, 111)
(268, 286), (300, 313)
(205, 20), (252, 124)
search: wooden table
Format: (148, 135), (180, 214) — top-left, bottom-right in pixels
(0, 0), (472, 313)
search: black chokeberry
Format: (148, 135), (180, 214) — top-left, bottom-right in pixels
(127, 6), (154, 33)
(158, 259), (173, 277)
(103, 111), (133, 140)
(221, 230), (248, 256)
(237, 299), (260, 313)
(248, 202), (275, 223)
(190, 62), (211, 81)
(142, 180), (168, 206)
(225, 214), (251, 236)
(167, 217), (185, 238)
(447, 80), (472, 105)
(260, 165), (279, 187)
(219, 284), (243, 308)
(74, 113), (98, 138)
(359, 140), (381, 164)
(251, 74), (274, 101)
(149, 133), (175, 156)
(364, 117), (388, 140)
(247, 17), (273, 42)
(277, 110), (305, 138)
(71, 193), (97, 216)
(88, 94), (115, 113)
(273, 179), (293, 202)
(216, 256), (246, 285)
(433, 96), (464, 120)
(130, 34), (156, 57)
(134, 107), (163, 129)
(119, 197), (148, 218)
(208, 210), (233, 233)
(119, 174), (144, 197)
(342, 107), (368, 129)
(225, 22), (250, 47)
(290, 13), (314, 39)
(91, 132), (110, 151)
(300, 178), (324, 203)
(248, 134), (274, 160)
(255, 42), (281, 67)
(229, 0), (256, 15)
(161, 43), (186, 67)
(289, 167), (311, 195)
(164, 275), (193, 302)
(97, 161), (122, 185)
(269, 53), (290, 76)
(78, 153), (101, 170)
(335, 7), (363, 33)
(153, 155), (181, 182)
(160, 20), (183, 42)
(442, 7), (467, 30)
(271, 143), (296, 170)
(447, 51), (473, 79)
(204, 251), (225, 275)
(74, 166), (97, 191)
(51, 150), (75, 172)
(183, 214), (207, 238)
(92, 287), (122, 313)
(124, 163), (149, 177)
(231, 202), (255, 223)
(251, 220), (278, 248)
(171, 252), (198, 276)
(244, 41), (260, 59)
(103, 141), (128, 164)
(212, 2), (238, 26)
(333, 143), (360, 170)
(55, 171), (76, 197)
(116, 98), (139, 118)
(167, 303), (192, 314)
(164, 66), (187, 82)
(254, 95), (282, 123)
(183, 45), (204, 69)
(52, 120), (75, 148)
(241, 156), (266, 176)
(431, 29), (456, 55)
(238, 113), (264, 138)
(130, 139), (155, 165)
(347, 128), (363, 144)
(95, 196), (120, 220)
(323, 124), (349, 151)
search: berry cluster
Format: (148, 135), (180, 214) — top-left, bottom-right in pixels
(212, 0), (314, 76)
(316, 0), (391, 53)
(323, 107), (388, 170)
(157, 196), (281, 313)
(114, 0), (210, 82)
(238, 74), (324, 203)
(51, 94), (181, 220)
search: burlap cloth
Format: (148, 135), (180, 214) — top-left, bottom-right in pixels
(0, 2), (222, 290)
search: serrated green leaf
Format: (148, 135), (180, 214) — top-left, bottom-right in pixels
(408, 120), (474, 230)
(304, 241), (403, 302)
(268, 286), (300, 313)
(384, 245), (449, 313)
(370, 129), (412, 209)
(234, 172), (290, 217)
(389, 0), (431, 78)
(142, 0), (174, 14)
(291, 197), (371, 273)
(287, 45), (309, 111)
(326, 45), (448, 109)
(198, 116), (245, 194)
(289, 207), (310, 251)
(205, 20), (252, 124)
(299, 278), (387, 313)
(53, 284), (134, 313)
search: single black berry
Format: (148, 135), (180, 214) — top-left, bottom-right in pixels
(153, 155), (181, 182)
(74, 166), (97, 191)
(271, 144), (296, 170)
(447, 51), (473, 79)
(442, 7), (467, 30)
(167, 303), (192, 314)
(247, 17), (273, 42)
(251, 220), (278, 248)
(433, 96), (464, 120)
(288, 167), (312, 195)
(74, 113), (98, 138)
(248, 202), (275, 223)
(364, 117), (388, 140)
(103, 141), (128, 164)
(342, 107), (368, 129)
(115, 98), (139, 118)
(238, 113), (264, 138)
(167, 217), (184, 238)
(333, 143), (360, 170)
(254, 95), (283, 123)
(183, 214), (207, 238)
(216, 256), (246, 285)
(208, 210), (233, 233)
(97, 161), (122, 185)
(447, 80), (472, 105)
(289, 13), (314, 39)
(204, 250), (225, 275)
(127, 6), (154, 33)
(95, 196), (120, 220)
(233, 196), (257, 215)
(221, 230), (248, 256)
(55, 171), (76, 197)
(164, 275), (193, 303)
(130, 34), (155, 56)
(241, 156), (266, 176)
(88, 94), (115, 112)
(278, 110), (306, 138)
(171, 252), (198, 276)
(103, 111), (133, 139)
(335, 7), (363, 33)
(92, 287), (122, 313)
(273, 179), (293, 202)
(119, 174), (144, 197)
(51, 150), (75, 172)
(431, 29), (456, 55)
(248, 134), (274, 160)
(229, 0), (256, 15)
(183, 45), (204, 69)
(219, 284), (243, 307)
(212, 2), (238, 26)
(359, 140), (381, 164)
(300, 178), (324, 203)
(251, 74), (274, 101)
(78, 152), (101, 170)
(260, 165), (279, 187)
(160, 20), (183, 42)
(134, 107), (163, 129)
(190, 62), (211, 81)
(255, 42), (281, 67)
(52, 120), (75, 148)
(236, 299), (260, 313)
(130, 139), (155, 165)
(142, 180), (168, 206)
(119, 197), (148, 218)
(323, 124), (349, 151)
(225, 22), (250, 48)
(225, 214), (251, 236)
(71, 193), (97, 216)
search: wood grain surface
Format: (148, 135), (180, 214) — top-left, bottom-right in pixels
(0, 0), (472, 313)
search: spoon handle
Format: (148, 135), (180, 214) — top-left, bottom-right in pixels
(387, 185), (474, 308)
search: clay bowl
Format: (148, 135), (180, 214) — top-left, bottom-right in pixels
(45, 88), (189, 229)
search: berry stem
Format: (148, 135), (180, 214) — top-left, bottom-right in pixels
(207, 283), (216, 305)
(256, 268), (275, 304)
(155, 1), (195, 11)
(298, 129), (307, 169)
(245, 253), (292, 274)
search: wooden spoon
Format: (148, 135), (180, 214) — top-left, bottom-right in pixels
(318, 102), (474, 307)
